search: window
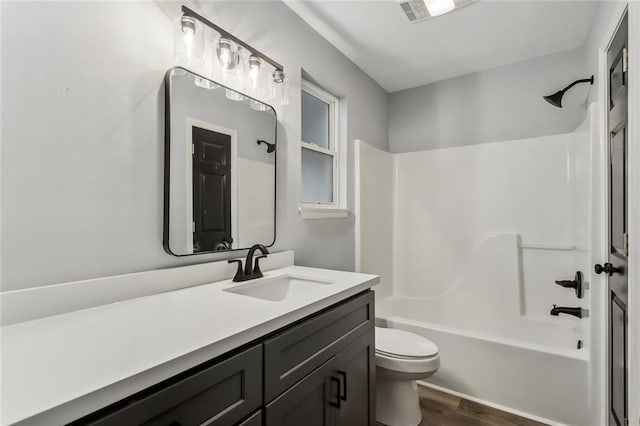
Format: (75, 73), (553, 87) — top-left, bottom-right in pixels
(300, 80), (347, 219)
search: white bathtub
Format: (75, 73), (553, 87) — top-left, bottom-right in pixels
(376, 297), (596, 426)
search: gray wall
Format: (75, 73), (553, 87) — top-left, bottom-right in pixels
(1, 1), (389, 291)
(388, 48), (589, 153)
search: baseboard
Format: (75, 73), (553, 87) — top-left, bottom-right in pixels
(416, 381), (568, 426)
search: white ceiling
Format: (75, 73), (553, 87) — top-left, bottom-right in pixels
(284, 1), (597, 92)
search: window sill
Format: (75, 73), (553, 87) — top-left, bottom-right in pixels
(299, 205), (349, 220)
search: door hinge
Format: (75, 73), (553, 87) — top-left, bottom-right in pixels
(624, 232), (629, 255)
(192, 143), (195, 155)
(623, 47), (628, 73)
(192, 221), (195, 232)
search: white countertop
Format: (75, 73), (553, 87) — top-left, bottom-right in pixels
(1, 265), (378, 425)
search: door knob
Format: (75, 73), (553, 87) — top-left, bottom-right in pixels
(594, 262), (623, 276)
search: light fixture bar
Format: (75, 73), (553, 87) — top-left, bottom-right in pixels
(181, 6), (284, 73)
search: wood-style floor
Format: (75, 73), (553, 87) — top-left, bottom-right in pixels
(378, 385), (548, 426)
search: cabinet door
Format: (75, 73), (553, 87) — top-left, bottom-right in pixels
(332, 331), (375, 426)
(265, 358), (338, 426)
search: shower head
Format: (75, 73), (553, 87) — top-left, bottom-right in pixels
(257, 139), (276, 153)
(543, 90), (565, 108)
(543, 75), (594, 108)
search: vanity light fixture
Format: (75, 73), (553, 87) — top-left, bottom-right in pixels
(543, 75), (594, 108)
(176, 5), (288, 105)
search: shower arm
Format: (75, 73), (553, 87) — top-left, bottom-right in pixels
(560, 76), (594, 94)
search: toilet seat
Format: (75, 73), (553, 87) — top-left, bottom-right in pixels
(374, 327), (440, 375)
(375, 327), (438, 358)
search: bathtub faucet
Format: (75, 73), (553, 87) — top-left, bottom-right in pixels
(550, 305), (583, 318)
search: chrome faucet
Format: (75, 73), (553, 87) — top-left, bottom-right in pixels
(228, 244), (269, 282)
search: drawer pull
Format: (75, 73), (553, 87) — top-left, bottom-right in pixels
(337, 370), (347, 401)
(330, 377), (341, 408)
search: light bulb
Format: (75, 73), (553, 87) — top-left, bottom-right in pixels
(181, 16), (196, 35)
(247, 55), (262, 91)
(273, 69), (286, 84)
(217, 38), (236, 69)
(174, 16), (204, 66)
(425, 0), (455, 16)
(271, 70), (289, 106)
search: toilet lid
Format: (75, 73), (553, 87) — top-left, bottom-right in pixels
(375, 327), (438, 358)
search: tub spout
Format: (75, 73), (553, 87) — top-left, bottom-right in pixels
(550, 305), (583, 318)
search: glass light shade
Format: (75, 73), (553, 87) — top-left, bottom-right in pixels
(174, 16), (205, 67)
(216, 37), (239, 70)
(425, 0), (455, 16)
(245, 55), (266, 96)
(250, 99), (268, 111)
(215, 38), (243, 89)
(271, 70), (289, 106)
(194, 76), (219, 90)
(225, 89), (246, 101)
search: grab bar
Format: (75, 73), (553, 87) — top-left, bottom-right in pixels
(518, 243), (576, 251)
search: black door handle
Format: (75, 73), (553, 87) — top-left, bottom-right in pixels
(329, 377), (341, 408)
(337, 370), (347, 401)
(595, 262), (623, 276)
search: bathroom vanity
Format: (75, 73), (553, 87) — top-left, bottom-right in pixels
(74, 291), (374, 426)
(0, 253), (378, 426)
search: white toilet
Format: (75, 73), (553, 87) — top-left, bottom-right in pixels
(375, 327), (440, 426)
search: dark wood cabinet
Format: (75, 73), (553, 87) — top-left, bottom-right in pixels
(76, 345), (263, 426)
(333, 333), (375, 426)
(73, 291), (374, 426)
(265, 355), (338, 426)
(265, 331), (375, 426)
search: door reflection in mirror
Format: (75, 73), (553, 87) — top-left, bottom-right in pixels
(164, 67), (276, 256)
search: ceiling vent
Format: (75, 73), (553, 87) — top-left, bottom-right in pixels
(398, 0), (475, 22)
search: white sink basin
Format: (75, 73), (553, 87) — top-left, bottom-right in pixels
(223, 274), (334, 301)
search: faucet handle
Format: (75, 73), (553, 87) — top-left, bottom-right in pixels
(253, 255), (267, 279)
(228, 259), (246, 282)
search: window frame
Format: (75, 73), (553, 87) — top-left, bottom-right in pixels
(300, 80), (341, 210)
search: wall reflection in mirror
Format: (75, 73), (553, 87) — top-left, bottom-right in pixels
(164, 67), (276, 256)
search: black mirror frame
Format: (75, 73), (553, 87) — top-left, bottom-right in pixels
(162, 66), (277, 256)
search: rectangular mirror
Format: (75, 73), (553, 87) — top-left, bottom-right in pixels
(164, 67), (276, 255)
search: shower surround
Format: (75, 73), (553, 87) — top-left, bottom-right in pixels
(356, 108), (602, 425)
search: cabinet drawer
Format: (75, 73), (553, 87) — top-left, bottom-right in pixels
(263, 291), (373, 402)
(81, 344), (262, 426)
